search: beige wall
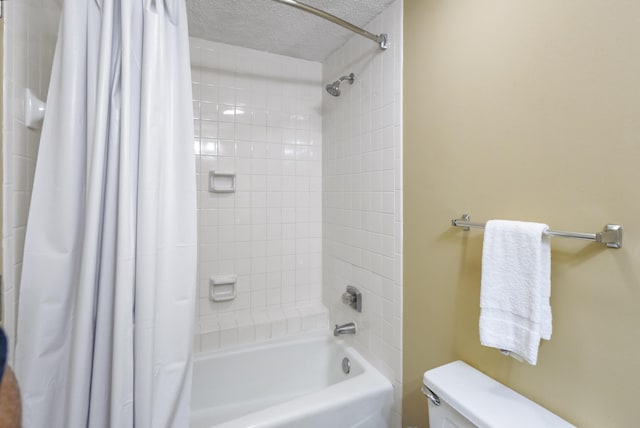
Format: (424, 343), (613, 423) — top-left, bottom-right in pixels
(403, 1), (640, 427)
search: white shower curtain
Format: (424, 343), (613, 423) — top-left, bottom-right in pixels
(14, 0), (197, 426)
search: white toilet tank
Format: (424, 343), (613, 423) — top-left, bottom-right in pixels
(422, 361), (575, 428)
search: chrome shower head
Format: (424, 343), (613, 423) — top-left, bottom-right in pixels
(326, 83), (341, 97)
(325, 73), (355, 97)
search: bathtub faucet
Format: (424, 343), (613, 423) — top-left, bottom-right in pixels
(333, 322), (357, 336)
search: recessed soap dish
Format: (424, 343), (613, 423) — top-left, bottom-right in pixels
(210, 275), (237, 302)
(209, 171), (236, 193)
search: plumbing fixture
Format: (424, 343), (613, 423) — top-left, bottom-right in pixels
(342, 357), (351, 374)
(333, 322), (357, 336)
(325, 73), (355, 96)
(342, 285), (362, 312)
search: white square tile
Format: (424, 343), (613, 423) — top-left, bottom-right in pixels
(249, 158), (266, 174)
(218, 86), (235, 106)
(238, 324), (255, 345)
(201, 84), (218, 103)
(254, 321), (271, 341)
(201, 121), (218, 139)
(218, 123), (235, 140)
(218, 140), (236, 157)
(252, 109), (269, 126)
(252, 224), (267, 240)
(201, 331), (221, 351)
(236, 124), (252, 141)
(252, 126), (268, 142)
(252, 141), (267, 157)
(220, 327), (239, 347)
(251, 290), (266, 308)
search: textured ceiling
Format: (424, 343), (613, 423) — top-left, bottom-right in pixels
(186, 0), (395, 62)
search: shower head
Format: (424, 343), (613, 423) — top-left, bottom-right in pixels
(325, 83), (341, 97)
(325, 73), (355, 96)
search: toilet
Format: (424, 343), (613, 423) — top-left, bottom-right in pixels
(422, 361), (575, 428)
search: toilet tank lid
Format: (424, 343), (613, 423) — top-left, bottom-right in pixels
(423, 361), (575, 428)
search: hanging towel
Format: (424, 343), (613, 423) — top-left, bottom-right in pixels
(479, 220), (552, 365)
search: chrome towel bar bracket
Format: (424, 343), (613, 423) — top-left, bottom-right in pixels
(451, 214), (623, 249)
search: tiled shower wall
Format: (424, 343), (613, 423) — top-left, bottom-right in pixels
(322, 0), (403, 426)
(2, 0), (60, 359)
(190, 38), (327, 352)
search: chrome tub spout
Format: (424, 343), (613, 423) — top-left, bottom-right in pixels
(333, 322), (357, 336)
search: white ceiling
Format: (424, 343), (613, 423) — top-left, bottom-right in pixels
(186, 0), (396, 62)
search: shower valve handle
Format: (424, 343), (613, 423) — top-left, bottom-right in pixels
(342, 293), (354, 304)
(341, 286), (362, 312)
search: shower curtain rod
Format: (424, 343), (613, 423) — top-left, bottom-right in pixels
(272, 0), (388, 50)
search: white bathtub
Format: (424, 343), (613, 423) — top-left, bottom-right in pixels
(190, 332), (393, 428)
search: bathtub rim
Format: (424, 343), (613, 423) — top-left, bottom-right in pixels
(194, 329), (357, 363)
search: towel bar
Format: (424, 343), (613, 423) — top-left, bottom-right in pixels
(451, 214), (623, 249)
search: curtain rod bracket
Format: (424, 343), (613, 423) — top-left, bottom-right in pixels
(378, 33), (389, 50)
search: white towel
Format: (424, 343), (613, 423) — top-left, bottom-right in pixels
(479, 220), (552, 365)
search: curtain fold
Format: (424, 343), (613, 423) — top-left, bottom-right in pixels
(14, 0), (197, 426)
